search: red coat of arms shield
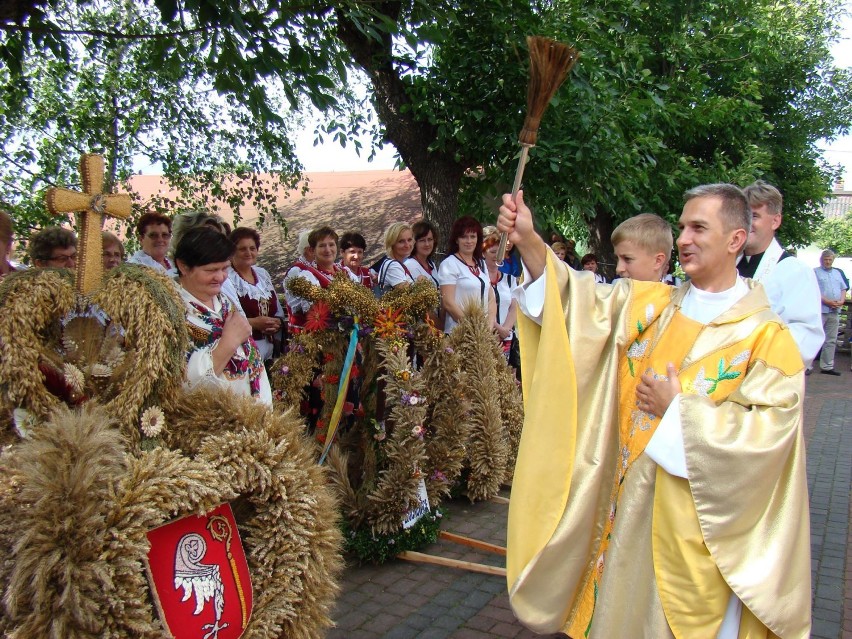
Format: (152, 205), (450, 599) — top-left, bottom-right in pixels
(146, 503), (253, 639)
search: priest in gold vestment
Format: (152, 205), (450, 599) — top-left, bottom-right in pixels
(497, 185), (810, 639)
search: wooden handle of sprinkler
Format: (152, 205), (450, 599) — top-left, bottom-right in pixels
(496, 144), (532, 265)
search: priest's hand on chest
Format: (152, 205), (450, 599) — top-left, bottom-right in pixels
(636, 363), (681, 417)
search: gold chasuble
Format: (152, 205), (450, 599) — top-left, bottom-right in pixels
(507, 250), (811, 639)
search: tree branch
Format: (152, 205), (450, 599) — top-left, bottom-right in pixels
(0, 22), (214, 39)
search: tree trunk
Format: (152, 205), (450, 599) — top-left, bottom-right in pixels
(410, 157), (464, 250)
(336, 5), (466, 239)
(587, 205), (617, 280)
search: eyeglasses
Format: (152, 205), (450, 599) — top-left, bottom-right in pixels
(144, 232), (172, 240)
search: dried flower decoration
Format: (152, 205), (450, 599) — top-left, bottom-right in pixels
(430, 469), (447, 482)
(401, 392), (423, 406)
(304, 300), (332, 332)
(90, 363), (112, 378)
(61, 334), (78, 353)
(374, 307), (405, 339)
(411, 424), (425, 439)
(63, 363), (85, 394)
(139, 406), (166, 438)
(104, 344), (125, 367)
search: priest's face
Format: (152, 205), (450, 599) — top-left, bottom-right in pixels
(744, 203), (781, 256)
(677, 196), (745, 291)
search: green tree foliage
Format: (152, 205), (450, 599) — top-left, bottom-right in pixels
(0, 0), (365, 237)
(814, 212), (852, 255)
(454, 0), (852, 258)
(2, 0), (849, 261)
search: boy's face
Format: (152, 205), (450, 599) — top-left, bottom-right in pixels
(614, 240), (665, 281)
(553, 248), (566, 261)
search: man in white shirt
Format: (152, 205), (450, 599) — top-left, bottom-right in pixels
(737, 180), (823, 368)
(813, 249), (848, 375)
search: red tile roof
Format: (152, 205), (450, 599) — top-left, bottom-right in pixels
(127, 169), (423, 279)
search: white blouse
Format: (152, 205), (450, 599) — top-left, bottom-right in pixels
(437, 254), (490, 333)
(378, 259), (415, 293)
(128, 250), (172, 273)
(404, 257), (439, 288)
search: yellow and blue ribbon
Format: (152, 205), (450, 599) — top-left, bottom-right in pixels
(319, 317), (360, 465)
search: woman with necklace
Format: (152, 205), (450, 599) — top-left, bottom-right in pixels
(404, 220), (440, 288)
(227, 227), (285, 362)
(437, 216), (496, 333)
(174, 226), (271, 404)
(483, 225), (518, 358)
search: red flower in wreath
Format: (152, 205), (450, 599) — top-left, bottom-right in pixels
(304, 301), (332, 332)
(373, 307), (406, 339)
(325, 374), (340, 385)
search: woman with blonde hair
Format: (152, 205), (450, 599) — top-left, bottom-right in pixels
(377, 221), (415, 294)
(168, 210), (226, 260)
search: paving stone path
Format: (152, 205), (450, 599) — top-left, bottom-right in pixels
(330, 352), (852, 638)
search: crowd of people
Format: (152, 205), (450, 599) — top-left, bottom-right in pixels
(1, 179), (847, 381)
(0, 210), (530, 413)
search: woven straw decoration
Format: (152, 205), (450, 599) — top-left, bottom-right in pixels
(45, 154), (132, 295)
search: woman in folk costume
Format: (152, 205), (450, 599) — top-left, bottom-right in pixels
(404, 220), (440, 288)
(283, 226), (357, 332)
(168, 210), (245, 315)
(174, 226), (272, 404)
(498, 187), (810, 639)
(227, 226), (285, 362)
(339, 231), (375, 289)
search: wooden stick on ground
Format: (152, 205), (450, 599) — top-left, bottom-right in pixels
(397, 551), (507, 577)
(439, 531), (507, 556)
